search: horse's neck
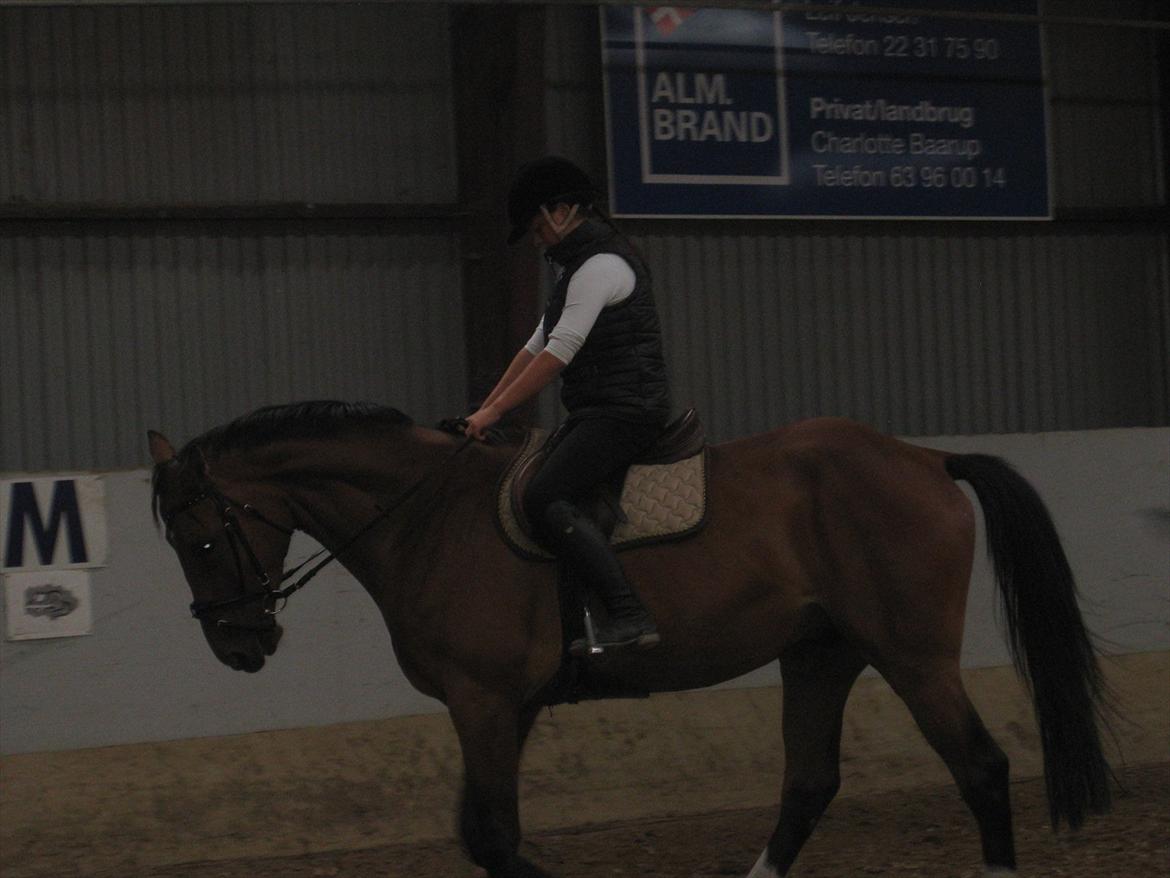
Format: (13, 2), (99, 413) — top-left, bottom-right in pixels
(289, 432), (518, 634)
(275, 430), (455, 529)
(223, 428), (511, 573)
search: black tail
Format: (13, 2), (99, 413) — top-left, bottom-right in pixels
(945, 453), (1111, 830)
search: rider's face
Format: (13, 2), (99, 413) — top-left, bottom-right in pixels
(530, 203), (578, 248)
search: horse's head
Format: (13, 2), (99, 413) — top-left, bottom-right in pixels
(148, 431), (290, 673)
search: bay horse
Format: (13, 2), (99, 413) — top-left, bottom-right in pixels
(147, 401), (1110, 878)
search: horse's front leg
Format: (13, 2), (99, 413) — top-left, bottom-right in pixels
(449, 688), (551, 878)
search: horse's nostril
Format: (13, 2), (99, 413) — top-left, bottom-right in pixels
(226, 651), (264, 673)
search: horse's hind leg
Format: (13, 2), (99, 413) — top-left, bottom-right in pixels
(748, 634), (866, 877)
(885, 662), (1016, 875)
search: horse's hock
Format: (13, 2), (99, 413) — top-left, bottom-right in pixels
(2, 652), (1166, 878)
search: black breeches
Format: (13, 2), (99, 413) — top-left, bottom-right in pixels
(522, 416), (662, 546)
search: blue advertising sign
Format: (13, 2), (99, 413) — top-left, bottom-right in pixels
(602, 1), (1050, 219)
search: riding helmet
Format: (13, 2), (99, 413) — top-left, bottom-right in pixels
(506, 156), (596, 244)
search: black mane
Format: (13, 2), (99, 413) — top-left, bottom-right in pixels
(187, 400), (413, 458)
(151, 401), (413, 523)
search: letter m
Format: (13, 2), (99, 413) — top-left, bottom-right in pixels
(4, 481), (88, 568)
(694, 73), (726, 105)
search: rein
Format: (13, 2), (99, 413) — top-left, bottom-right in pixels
(179, 434), (476, 623)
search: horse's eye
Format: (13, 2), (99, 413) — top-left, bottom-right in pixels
(197, 540), (216, 555)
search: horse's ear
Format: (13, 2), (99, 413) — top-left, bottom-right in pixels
(147, 431), (176, 464)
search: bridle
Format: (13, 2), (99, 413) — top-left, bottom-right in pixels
(165, 434), (475, 626)
(166, 485), (305, 624)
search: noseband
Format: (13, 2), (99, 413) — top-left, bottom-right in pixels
(165, 485), (304, 623)
(168, 435), (475, 625)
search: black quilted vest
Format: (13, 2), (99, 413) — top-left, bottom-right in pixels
(542, 220), (671, 423)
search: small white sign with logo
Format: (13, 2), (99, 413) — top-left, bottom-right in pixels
(3, 570), (93, 640)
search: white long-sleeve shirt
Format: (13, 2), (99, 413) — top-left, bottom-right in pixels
(524, 253), (636, 365)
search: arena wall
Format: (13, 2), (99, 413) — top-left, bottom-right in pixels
(0, 430), (1166, 874)
(1, 426), (1166, 756)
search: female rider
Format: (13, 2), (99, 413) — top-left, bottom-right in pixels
(463, 156), (672, 653)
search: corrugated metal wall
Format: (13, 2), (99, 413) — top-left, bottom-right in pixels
(0, 3), (455, 203)
(544, 2), (1169, 440)
(0, 4), (464, 472)
(2, 2), (1167, 471)
(1048, 2), (1165, 208)
(639, 227), (1167, 438)
(0, 228), (464, 471)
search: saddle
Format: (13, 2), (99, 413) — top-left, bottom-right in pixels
(495, 408), (708, 561)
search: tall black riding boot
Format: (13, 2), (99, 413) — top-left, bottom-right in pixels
(542, 500), (660, 653)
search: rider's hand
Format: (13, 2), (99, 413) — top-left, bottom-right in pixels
(435, 416), (471, 435)
(463, 405), (501, 441)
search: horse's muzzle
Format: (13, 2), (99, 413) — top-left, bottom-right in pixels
(207, 621), (283, 672)
(227, 651), (266, 673)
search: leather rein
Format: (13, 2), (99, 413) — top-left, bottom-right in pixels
(170, 434), (475, 624)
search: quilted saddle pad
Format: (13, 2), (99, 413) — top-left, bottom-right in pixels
(496, 429), (708, 561)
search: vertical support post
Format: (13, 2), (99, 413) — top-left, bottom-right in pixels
(1156, 15), (1170, 422)
(451, 4), (547, 414)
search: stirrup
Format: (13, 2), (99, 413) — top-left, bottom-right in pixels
(569, 607), (660, 657)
